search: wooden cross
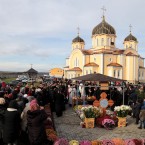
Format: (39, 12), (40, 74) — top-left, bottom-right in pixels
(93, 92), (114, 116)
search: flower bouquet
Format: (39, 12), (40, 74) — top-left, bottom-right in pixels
(80, 140), (92, 145)
(102, 119), (115, 130)
(114, 105), (132, 127)
(114, 105), (132, 117)
(54, 138), (69, 145)
(69, 140), (79, 145)
(81, 106), (102, 128)
(81, 106), (101, 118)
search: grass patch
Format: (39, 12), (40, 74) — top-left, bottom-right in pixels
(1, 78), (16, 83)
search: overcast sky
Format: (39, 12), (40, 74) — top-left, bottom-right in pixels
(0, 0), (145, 72)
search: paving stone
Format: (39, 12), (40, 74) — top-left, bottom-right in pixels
(53, 106), (145, 141)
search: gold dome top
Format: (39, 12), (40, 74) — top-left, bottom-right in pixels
(92, 16), (116, 35)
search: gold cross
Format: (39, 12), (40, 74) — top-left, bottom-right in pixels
(77, 26), (80, 36)
(129, 24), (132, 33)
(101, 6), (106, 16)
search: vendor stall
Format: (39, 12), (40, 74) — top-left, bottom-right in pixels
(72, 73), (126, 105)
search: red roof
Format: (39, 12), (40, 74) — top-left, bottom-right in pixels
(84, 62), (99, 67)
(67, 67), (82, 71)
(107, 62), (122, 67)
(126, 52), (138, 56)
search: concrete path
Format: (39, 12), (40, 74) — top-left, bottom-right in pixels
(53, 105), (145, 141)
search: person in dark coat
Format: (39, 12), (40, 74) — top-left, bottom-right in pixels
(133, 98), (143, 124)
(138, 100), (145, 129)
(54, 88), (65, 117)
(0, 98), (6, 144)
(27, 99), (48, 145)
(3, 100), (21, 145)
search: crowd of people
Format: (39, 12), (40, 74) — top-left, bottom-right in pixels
(0, 79), (145, 144)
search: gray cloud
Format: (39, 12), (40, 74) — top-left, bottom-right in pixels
(0, 0), (145, 71)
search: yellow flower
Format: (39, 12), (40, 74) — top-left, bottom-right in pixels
(69, 140), (79, 145)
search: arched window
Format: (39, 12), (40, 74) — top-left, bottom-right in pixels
(86, 70), (88, 75)
(97, 38), (99, 46)
(110, 58), (112, 62)
(130, 44), (132, 48)
(126, 45), (128, 48)
(107, 38), (110, 46)
(76, 45), (78, 49)
(118, 70), (120, 78)
(101, 38), (104, 46)
(114, 70), (116, 77)
(94, 58), (96, 62)
(90, 70), (92, 74)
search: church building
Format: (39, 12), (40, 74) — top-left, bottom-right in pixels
(64, 13), (145, 84)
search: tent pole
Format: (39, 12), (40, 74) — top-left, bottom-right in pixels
(123, 84), (125, 105)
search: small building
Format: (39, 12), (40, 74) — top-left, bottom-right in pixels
(49, 68), (64, 78)
(26, 67), (38, 79)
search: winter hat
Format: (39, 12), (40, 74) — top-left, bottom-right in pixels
(0, 98), (5, 105)
(30, 99), (39, 111)
(8, 100), (18, 109)
(23, 94), (28, 98)
(8, 93), (13, 99)
(35, 88), (41, 93)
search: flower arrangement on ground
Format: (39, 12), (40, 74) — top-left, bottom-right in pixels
(54, 138), (69, 145)
(114, 105), (132, 117)
(80, 140), (91, 145)
(91, 140), (102, 145)
(69, 140), (79, 145)
(102, 119), (115, 130)
(81, 106), (102, 118)
(86, 96), (96, 101)
(112, 138), (125, 145)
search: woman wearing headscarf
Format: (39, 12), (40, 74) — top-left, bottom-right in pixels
(27, 99), (48, 145)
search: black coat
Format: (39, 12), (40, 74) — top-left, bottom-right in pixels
(0, 105), (6, 137)
(3, 109), (21, 143)
(54, 92), (65, 117)
(27, 110), (48, 145)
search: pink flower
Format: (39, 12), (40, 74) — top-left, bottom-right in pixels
(80, 140), (91, 145)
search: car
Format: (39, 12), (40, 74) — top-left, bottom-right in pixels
(9, 80), (20, 86)
(22, 79), (28, 83)
(27, 78), (35, 83)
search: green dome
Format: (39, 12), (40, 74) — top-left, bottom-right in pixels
(92, 16), (116, 35)
(72, 36), (84, 43)
(124, 33), (137, 42)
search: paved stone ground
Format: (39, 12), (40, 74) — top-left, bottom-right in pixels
(53, 105), (145, 141)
